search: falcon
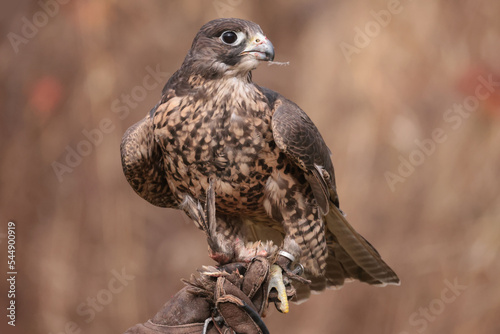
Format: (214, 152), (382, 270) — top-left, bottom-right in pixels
(121, 18), (399, 310)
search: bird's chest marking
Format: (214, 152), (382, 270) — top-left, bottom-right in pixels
(155, 79), (277, 212)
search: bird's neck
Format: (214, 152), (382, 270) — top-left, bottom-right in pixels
(184, 73), (258, 101)
(181, 53), (255, 82)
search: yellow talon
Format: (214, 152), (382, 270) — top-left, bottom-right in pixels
(268, 264), (289, 313)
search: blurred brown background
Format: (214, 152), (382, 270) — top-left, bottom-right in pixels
(1, 0), (499, 333)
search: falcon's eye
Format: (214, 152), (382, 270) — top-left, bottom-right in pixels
(220, 31), (239, 45)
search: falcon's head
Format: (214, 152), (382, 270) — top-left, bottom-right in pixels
(181, 18), (274, 79)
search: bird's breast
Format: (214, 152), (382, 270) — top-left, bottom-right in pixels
(156, 90), (279, 214)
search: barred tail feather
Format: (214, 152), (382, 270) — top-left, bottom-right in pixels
(325, 203), (400, 286)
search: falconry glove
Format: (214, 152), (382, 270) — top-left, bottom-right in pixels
(123, 256), (295, 334)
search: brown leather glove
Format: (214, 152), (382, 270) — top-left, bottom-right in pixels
(123, 256), (293, 334)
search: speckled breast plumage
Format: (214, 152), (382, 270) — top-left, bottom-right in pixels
(153, 77), (283, 217)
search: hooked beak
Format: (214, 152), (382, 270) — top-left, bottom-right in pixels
(241, 33), (275, 61)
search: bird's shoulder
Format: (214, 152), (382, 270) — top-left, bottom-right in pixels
(259, 86), (339, 211)
(259, 86), (333, 172)
(120, 114), (177, 208)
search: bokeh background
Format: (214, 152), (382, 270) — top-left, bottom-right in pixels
(1, 0), (499, 333)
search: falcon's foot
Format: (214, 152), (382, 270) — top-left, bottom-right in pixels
(268, 264), (289, 313)
(268, 250), (311, 314)
(208, 239), (277, 265)
(234, 239), (278, 262)
(208, 250), (233, 265)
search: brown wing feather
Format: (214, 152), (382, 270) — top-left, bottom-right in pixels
(120, 113), (176, 208)
(270, 96), (338, 214)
